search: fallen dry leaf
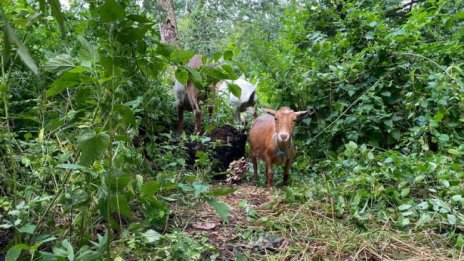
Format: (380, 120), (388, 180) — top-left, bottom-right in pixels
(192, 222), (217, 230)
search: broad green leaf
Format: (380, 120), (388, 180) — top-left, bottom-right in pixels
(451, 195), (463, 202)
(6, 244), (29, 261)
(47, 0), (66, 36)
(416, 201), (429, 210)
(401, 218), (410, 226)
(400, 188), (410, 197)
(207, 199), (230, 222)
(175, 69), (189, 85)
(448, 149), (463, 156)
(107, 193), (133, 217)
(127, 14), (151, 23)
(61, 239), (74, 261)
(77, 36), (97, 62)
(227, 83), (242, 98)
(43, 54), (75, 74)
(116, 25), (150, 44)
(98, 0), (125, 22)
(141, 229), (161, 243)
(141, 181), (161, 195)
(113, 104), (135, 128)
(2, 15), (38, 74)
(447, 214), (457, 225)
(223, 50), (233, 60)
(193, 182), (210, 196)
(438, 134), (449, 142)
(46, 67), (93, 98)
(19, 223), (36, 234)
(156, 43), (175, 57)
(455, 234), (464, 250)
(186, 68), (202, 85)
(170, 49), (196, 64)
(221, 64), (239, 80)
(77, 131), (110, 167)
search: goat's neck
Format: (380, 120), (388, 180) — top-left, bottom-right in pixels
(274, 133), (292, 159)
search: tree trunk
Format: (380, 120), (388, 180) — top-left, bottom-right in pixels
(157, 0), (178, 46)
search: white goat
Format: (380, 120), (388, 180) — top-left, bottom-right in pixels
(217, 77), (258, 124)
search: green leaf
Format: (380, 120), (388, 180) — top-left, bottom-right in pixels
(186, 68), (203, 85)
(401, 218), (410, 226)
(98, 0), (125, 22)
(235, 252), (248, 261)
(127, 14), (151, 23)
(438, 134), (449, 142)
(175, 69), (189, 85)
(416, 201), (429, 210)
(170, 49), (196, 64)
(455, 234), (464, 250)
(47, 0), (66, 36)
(6, 244), (29, 261)
(398, 204), (411, 211)
(207, 199), (230, 222)
(116, 25), (150, 44)
(2, 16), (38, 74)
(156, 43), (175, 57)
(77, 131), (110, 167)
(223, 50), (233, 61)
(221, 64), (239, 80)
(400, 188), (410, 197)
(57, 164), (86, 170)
(19, 223), (36, 234)
(448, 149), (463, 156)
(61, 239), (74, 261)
(141, 229), (161, 243)
(141, 181), (161, 195)
(46, 67), (93, 98)
(43, 54), (75, 74)
(107, 193), (133, 217)
(447, 214), (457, 225)
(227, 83), (242, 98)
(193, 182), (210, 196)
(451, 195), (463, 202)
(207, 187), (236, 196)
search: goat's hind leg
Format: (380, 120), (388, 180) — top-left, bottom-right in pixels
(250, 153), (258, 184)
(176, 104), (184, 137)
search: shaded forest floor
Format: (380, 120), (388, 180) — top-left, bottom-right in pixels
(173, 182), (461, 260)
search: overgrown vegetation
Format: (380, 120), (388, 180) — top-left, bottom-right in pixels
(1, 0), (463, 260)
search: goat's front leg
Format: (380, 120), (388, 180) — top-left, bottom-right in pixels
(194, 110), (202, 135)
(177, 104), (184, 135)
(283, 158), (291, 186)
(265, 159), (273, 187)
(251, 153), (258, 183)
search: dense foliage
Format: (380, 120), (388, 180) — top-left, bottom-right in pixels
(1, 0), (463, 260)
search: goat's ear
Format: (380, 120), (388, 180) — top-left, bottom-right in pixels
(295, 111), (309, 119)
(264, 108), (277, 116)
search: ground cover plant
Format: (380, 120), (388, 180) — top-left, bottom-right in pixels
(1, 0), (464, 260)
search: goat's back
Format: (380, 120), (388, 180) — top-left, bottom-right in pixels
(248, 114), (276, 158)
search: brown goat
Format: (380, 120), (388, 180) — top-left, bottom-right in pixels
(248, 107), (308, 187)
(174, 54), (212, 134)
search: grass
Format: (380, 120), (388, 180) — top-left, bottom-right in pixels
(233, 188), (461, 260)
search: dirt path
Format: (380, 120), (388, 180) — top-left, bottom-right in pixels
(175, 182), (277, 260)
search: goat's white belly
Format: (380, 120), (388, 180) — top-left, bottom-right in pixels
(218, 79), (256, 111)
(174, 80), (186, 104)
